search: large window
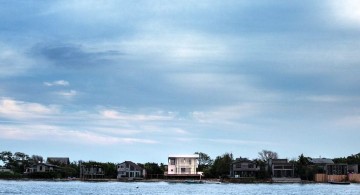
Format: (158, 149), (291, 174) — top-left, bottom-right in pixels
(170, 159), (175, 165)
(181, 168), (186, 173)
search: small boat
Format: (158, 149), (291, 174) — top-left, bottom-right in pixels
(329, 181), (351, 185)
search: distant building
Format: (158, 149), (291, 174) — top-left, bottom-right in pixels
(230, 157), (260, 178)
(269, 159), (295, 178)
(117, 161), (145, 179)
(326, 164), (348, 175)
(309, 158), (348, 175)
(309, 158), (334, 173)
(166, 154), (199, 177)
(24, 163), (60, 173)
(46, 157), (70, 165)
(79, 161), (105, 180)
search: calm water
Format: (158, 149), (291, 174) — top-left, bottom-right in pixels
(1, 180), (360, 195)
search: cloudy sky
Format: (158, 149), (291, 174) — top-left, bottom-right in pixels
(1, 0), (360, 164)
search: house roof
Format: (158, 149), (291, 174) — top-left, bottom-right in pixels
(271, 159), (289, 164)
(233, 157), (253, 163)
(47, 157), (70, 165)
(31, 163), (60, 168)
(168, 154), (199, 158)
(310, 158), (334, 164)
(119, 161), (143, 171)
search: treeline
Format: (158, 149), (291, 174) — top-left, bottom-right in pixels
(0, 151), (79, 179)
(1, 150), (360, 180)
(194, 151), (360, 180)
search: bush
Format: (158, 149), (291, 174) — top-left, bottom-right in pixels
(26, 172), (61, 179)
(0, 172), (22, 179)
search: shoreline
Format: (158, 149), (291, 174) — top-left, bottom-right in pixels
(0, 178), (318, 184)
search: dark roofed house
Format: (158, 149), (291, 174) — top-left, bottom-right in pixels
(309, 158), (334, 174)
(309, 158), (334, 164)
(309, 157), (347, 175)
(230, 157), (260, 178)
(47, 157), (70, 165)
(269, 159), (295, 178)
(117, 161), (145, 179)
(24, 163), (60, 173)
(79, 161), (105, 180)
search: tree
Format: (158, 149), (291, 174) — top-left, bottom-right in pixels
(254, 159), (270, 179)
(333, 153), (360, 164)
(0, 151), (14, 168)
(208, 153), (233, 178)
(102, 162), (117, 178)
(258, 150), (278, 162)
(194, 152), (213, 172)
(296, 154), (310, 180)
(1, 151), (33, 173)
(144, 163), (163, 174)
(141, 162), (163, 179)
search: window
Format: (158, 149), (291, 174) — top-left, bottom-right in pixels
(248, 164), (254, 168)
(181, 168), (186, 173)
(188, 159), (192, 165)
(170, 159), (175, 165)
(236, 164), (241, 168)
(39, 166), (43, 171)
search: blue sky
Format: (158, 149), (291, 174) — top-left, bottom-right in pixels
(1, 0), (360, 164)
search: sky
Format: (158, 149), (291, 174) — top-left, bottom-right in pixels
(1, 0), (360, 164)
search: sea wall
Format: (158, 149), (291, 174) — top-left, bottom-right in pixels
(327, 175), (347, 182)
(314, 174), (347, 182)
(349, 174), (360, 183)
(314, 174), (327, 182)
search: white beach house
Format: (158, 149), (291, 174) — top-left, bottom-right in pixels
(167, 154), (199, 175)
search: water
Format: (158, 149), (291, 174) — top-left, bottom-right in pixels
(1, 180), (360, 195)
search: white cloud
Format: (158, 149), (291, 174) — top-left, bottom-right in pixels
(206, 138), (275, 146)
(0, 98), (58, 119)
(191, 103), (261, 124)
(56, 90), (77, 98)
(173, 128), (189, 135)
(90, 127), (142, 136)
(330, 0), (360, 27)
(302, 95), (345, 103)
(334, 115), (360, 128)
(0, 124), (157, 145)
(0, 45), (35, 77)
(119, 32), (231, 64)
(100, 109), (173, 121)
(44, 80), (70, 86)
(0, 98), (169, 146)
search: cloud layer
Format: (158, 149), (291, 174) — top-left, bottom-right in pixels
(1, 0), (360, 162)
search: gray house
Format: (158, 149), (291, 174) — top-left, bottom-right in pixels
(24, 163), (60, 173)
(79, 161), (105, 179)
(230, 157), (260, 178)
(269, 159), (295, 178)
(310, 158), (348, 175)
(117, 161), (145, 179)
